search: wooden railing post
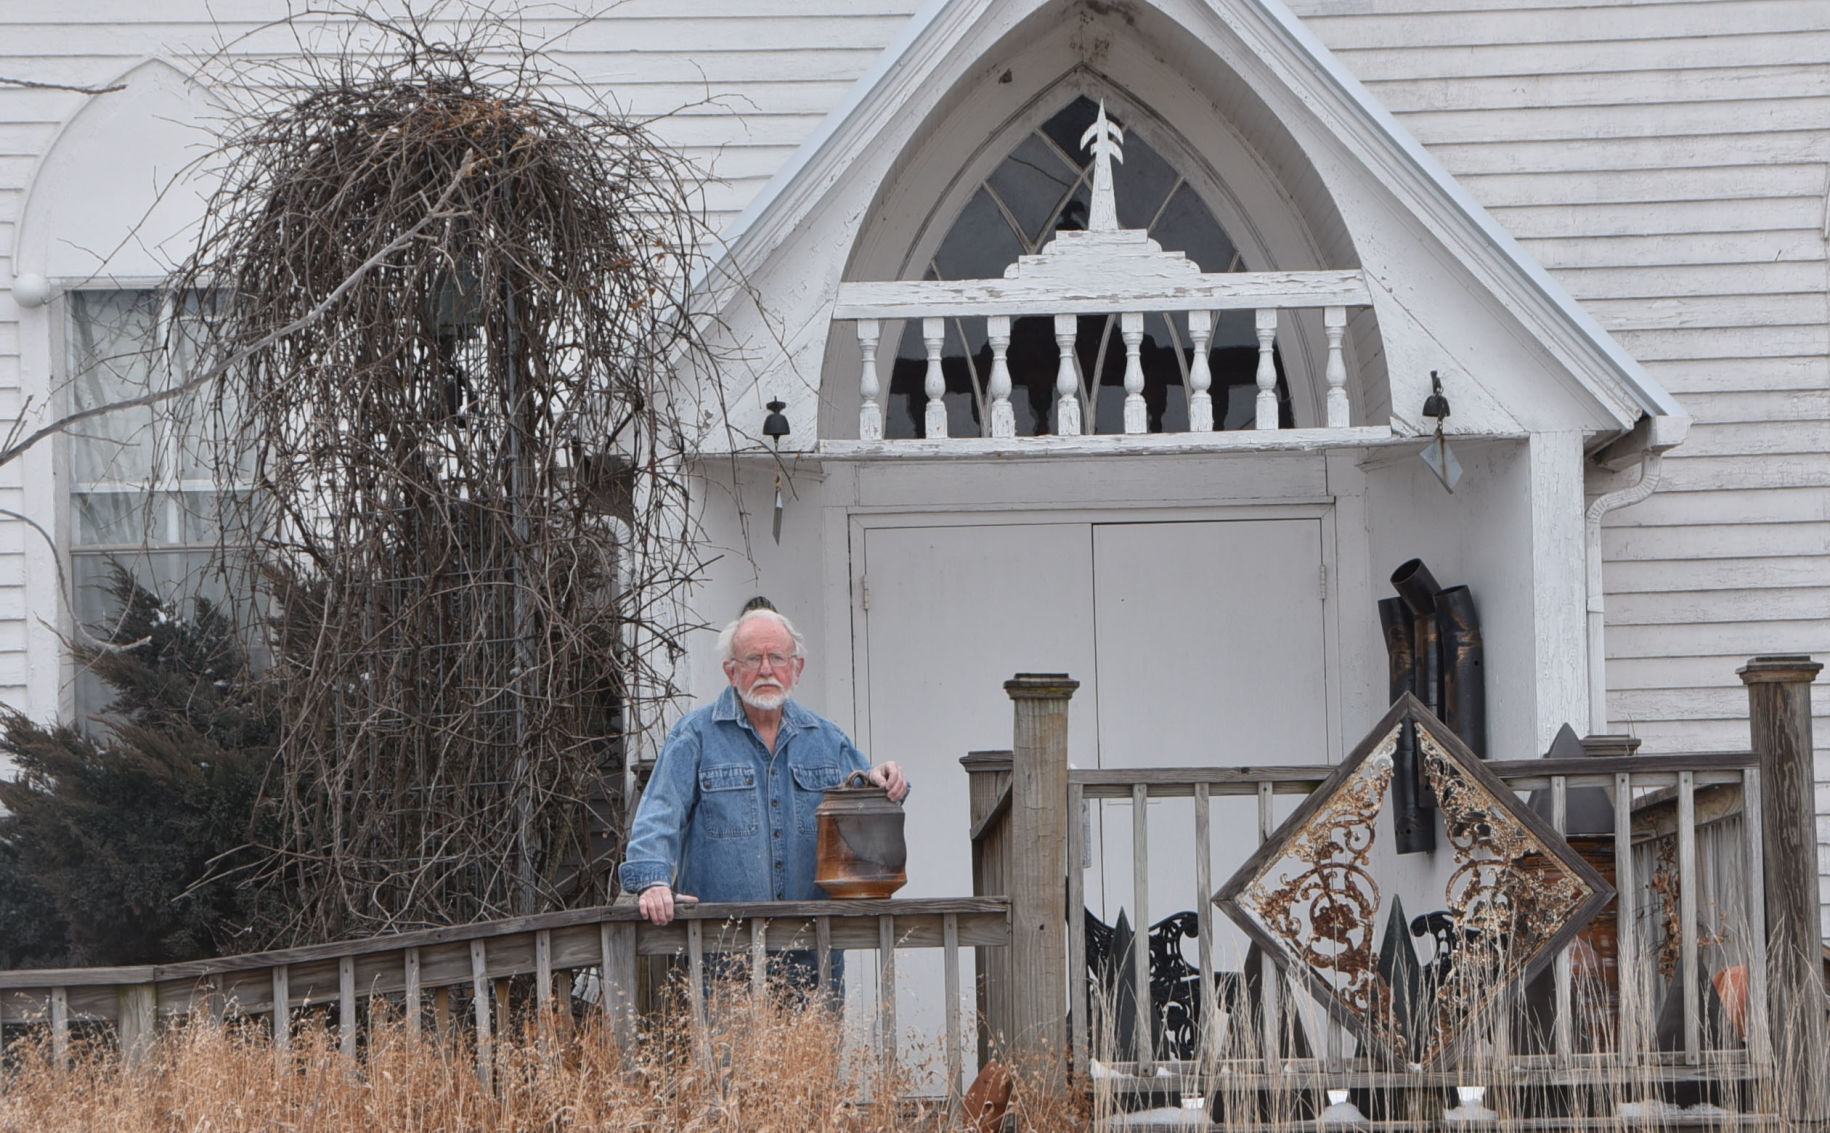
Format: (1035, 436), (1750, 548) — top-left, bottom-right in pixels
(1740, 654), (1827, 1119)
(117, 983), (156, 1066)
(1003, 673), (1078, 1087)
(963, 748), (1014, 1066)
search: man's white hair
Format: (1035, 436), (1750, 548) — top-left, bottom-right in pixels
(716, 608), (807, 662)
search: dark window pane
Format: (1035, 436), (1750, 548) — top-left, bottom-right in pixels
(1039, 95), (1100, 170)
(987, 134), (1080, 250)
(1151, 182), (1241, 273)
(1113, 134), (1179, 232)
(933, 188), (1026, 281)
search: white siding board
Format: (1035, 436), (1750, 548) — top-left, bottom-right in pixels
(1604, 523), (1830, 563)
(1670, 390), (1830, 425)
(1618, 718), (1773, 752)
(1671, 421), (1830, 459)
(1608, 621), (1829, 659)
(1461, 166), (1828, 210)
(1606, 556), (1828, 594)
(1625, 486), (1822, 523)
(1492, 198), (1824, 239)
(1585, 295), (1829, 333)
(1368, 65), (1830, 113)
(1608, 327), (1830, 364)
(1330, 31), (1830, 79)
(1651, 455), (1830, 494)
(1550, 263), (1830, 302)
(1302, 2), (1827, 49)
(1618, 650), (1830, 690)
(1430, 132), (1830, 177)
(1614, 685), (1830, 723)
(1401, 99), (1830, 146)
(1647, 366), (1830, 400)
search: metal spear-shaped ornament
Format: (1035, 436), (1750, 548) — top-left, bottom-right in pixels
(1080, 100), (1125, 232)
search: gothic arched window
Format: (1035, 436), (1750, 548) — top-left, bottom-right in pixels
(885, 96), (1292, 438)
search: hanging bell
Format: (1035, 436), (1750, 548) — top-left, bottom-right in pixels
(762, 398), (791, 442)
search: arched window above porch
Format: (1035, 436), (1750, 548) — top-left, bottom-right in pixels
(830, 75), (1380, 446)
(883, 96), (1293, 439)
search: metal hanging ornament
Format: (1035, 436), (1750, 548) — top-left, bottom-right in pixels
(1420, 371), (1462, 493)
(763, 398), (790, 543)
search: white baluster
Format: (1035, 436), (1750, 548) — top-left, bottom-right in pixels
(1120, 310), (1146, 434)
(1254, 308), (1278, 430)
(1053, 313), (1081, 436)
(922, 316), (948, 439)
(1324, 305), (1349, 429)
(987, 315), (1014, 439)
(1186, 310), (1213, 432)
(856, 319), (882, 441)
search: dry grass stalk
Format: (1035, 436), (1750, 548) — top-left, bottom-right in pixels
(0, 989), (1044, 1132)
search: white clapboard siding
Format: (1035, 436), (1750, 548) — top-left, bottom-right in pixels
(1297, 0), (1830, 925)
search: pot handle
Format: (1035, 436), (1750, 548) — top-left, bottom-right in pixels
(843, 770), (874, 788)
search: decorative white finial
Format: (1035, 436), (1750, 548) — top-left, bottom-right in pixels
(1079, 100), (1124, 232)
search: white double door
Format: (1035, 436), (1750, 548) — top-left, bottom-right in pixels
(849, 515), (1332, 1087)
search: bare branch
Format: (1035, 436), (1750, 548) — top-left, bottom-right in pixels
(0, 76), (126, 95)
(0, 162), (474, 472)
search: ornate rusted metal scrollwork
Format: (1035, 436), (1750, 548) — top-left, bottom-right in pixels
(1239, 728), (1396, 1018)
(1216, 696), (1614, 1069)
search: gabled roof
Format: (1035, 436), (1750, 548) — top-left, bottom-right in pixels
(704, 0), (1687, 445)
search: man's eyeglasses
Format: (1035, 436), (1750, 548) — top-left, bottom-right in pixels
(734, 652), (798, 672)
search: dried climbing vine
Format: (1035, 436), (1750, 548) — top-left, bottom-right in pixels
(170, 11), (717, 942)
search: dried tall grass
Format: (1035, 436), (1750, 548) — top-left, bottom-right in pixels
(0, 991), (1037, 1132)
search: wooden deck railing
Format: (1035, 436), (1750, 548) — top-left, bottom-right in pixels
(1047, 756), (1769, 1083)
(0, 897), (1007, 1092)
(964, 656), (1824, 1123)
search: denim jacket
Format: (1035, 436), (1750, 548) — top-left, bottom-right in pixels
(618, 686), (871, 903)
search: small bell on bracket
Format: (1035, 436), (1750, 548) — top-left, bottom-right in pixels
(1419, 371), (1462, 493)
(763, 398), (790, 543)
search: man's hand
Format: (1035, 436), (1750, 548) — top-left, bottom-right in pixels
(637, 884), (697, 925)
(870, 760), (910, 803)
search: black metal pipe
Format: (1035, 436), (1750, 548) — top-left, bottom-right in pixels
(1380, 597), (1435, 854)
(1390, 558), (1442, 618)
(1436, 585), (1486, 760)
(1379, 597), (1417, 702)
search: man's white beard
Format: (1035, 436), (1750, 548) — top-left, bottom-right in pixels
(740, 682), (789, 711)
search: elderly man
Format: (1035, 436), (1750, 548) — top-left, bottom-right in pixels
(619, 604), (908, 927)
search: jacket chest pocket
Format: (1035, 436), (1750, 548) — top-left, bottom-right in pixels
(697, 765), (759, 839)
(791, 764), (846, 835)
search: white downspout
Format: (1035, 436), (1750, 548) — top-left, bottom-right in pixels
(1584, 451), (1663, 734)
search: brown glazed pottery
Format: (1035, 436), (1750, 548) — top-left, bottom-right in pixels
(814, 770), (907, 898)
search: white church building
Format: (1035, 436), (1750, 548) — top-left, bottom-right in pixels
(0, 0), (1823, 933)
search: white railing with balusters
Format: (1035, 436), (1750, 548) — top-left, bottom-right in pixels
(833, 266), (1372, 443)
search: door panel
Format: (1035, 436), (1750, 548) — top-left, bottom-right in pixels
(858, 522), (1097, 1092)
(1089, 519), (1329, 966)
(854, 516), (1332, 1081)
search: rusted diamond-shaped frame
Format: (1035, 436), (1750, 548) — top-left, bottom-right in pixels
(1214, 694), (1615, 1068)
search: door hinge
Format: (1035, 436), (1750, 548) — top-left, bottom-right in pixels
(861, 578), (870, 611)
(1319, 563), (1328, 600)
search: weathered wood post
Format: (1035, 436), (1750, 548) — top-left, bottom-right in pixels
(116, 983), (156, 1065)
(1739, 655), (1826, 1119)
(1003, 673), (1077, 1088)
(963, 748), (1014, 1066)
